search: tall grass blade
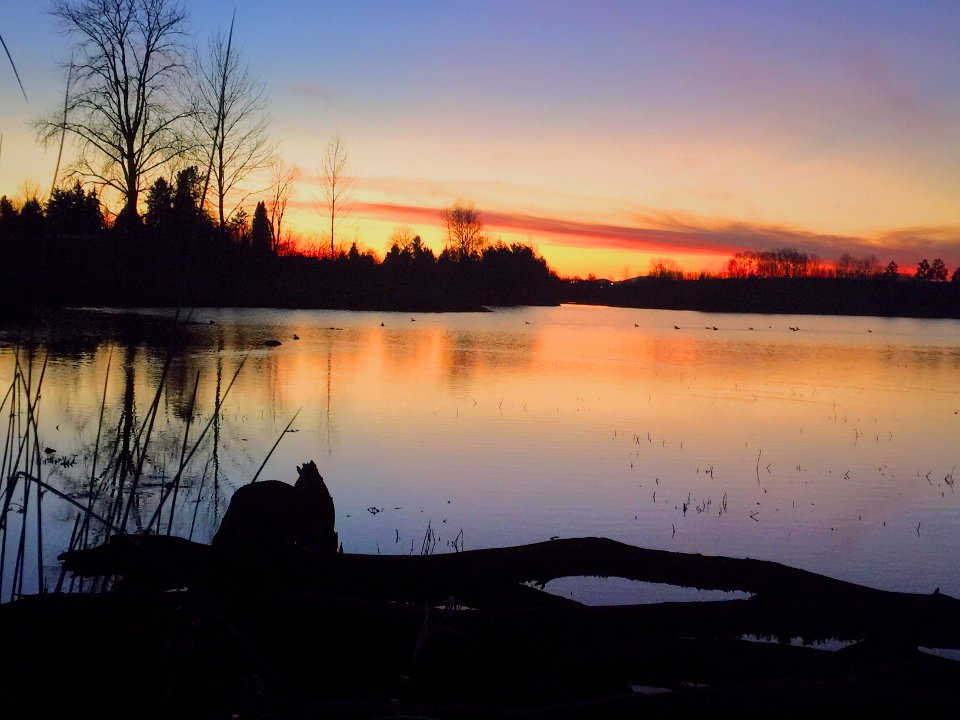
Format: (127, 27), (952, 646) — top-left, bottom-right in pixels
(0, 32), (28, 102)
(79, 349), (113, 555)
(145, 355), (247, 532)
(118, 348), (174, 533)
(248, 407), (301, 484)
(165, 371), (200, 536)
(188, 458), (212, 542)
(50, 54), (74, 197)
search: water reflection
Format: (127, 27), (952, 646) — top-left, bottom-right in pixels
(1, 305), (959, 600)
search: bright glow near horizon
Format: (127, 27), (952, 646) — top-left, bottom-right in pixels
(1, 1), (958, 278)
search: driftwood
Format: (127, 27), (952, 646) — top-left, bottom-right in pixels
(59, 533), (960, 649)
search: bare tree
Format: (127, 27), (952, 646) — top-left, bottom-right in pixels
(34, 0), (190, 225)
(267, 159), (300, 253)
(320, 137), (351, 258)
(648, 257), (683, 280)
(441, 200), (487, 261)
(193, 12), (274, 228)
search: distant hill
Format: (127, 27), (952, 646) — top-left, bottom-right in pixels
(560, 276), (960, 319)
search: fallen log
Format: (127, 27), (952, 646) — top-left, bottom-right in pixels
(59, 534), (960, 648)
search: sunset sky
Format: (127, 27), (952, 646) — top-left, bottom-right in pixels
(2, 1), (959, 278)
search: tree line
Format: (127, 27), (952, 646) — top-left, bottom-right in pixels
(0, 183), (559, 313)
(648, 248), (960, 283)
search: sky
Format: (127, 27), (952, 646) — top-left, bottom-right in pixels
(1, 0), (959, 279)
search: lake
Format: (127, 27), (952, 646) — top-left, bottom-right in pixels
(2, 305), (959, 602)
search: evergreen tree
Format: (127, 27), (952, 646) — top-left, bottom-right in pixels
(227, 208), (250, 245)
(144, 177), (174, 236)
(0, 196), (17, 243)
(170, 166), (212, 241)
(930, 258), (948, 282)
(250, 201), (271, 254)
(17, 199), (46, 240)
(45, 181), (104, 237)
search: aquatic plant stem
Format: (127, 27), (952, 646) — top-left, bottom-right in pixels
(145, 355), (247, 533)
(0, 31), (28, 101)
(165, 371), (200, 536)
(17, 471), (289, 695)
(249, 407), (301, 484)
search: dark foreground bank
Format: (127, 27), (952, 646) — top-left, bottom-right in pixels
(3, 532), (959, 719)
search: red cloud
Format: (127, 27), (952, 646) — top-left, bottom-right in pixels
(351, 201), (960, 266)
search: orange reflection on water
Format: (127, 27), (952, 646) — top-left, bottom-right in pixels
(2, 306), (959, 599)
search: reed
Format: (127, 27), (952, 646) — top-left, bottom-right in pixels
(0, 31), (28, 102)
(0, 346), (49, 600)
(0, 313), (261, 601)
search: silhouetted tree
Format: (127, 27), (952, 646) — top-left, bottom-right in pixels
(17, 198), (46, 240)
(170, 166), (213, 241)
(0, 196), (18, 243)
(250, 201), (271, 254)
(724, 248), (822, 278)
(226, 207), (250, 245)
(725, 253), (753, 278)
(915, 258), (931, 280)
(480, 241), (556, 304)
(383, 229), (437, 297)
(267, 159), (300, 252)
(144, 177), (175, 235)
(930, 258), (948, 282)
(45, 181), (104, 237)
(835, 253), (880, 279)
(35, 0), (191, 225)
(321, 137), (351, 258)
(883, 260), (899, 279)
(648, 258), (683, 280)
(953, 266), (960, 284)
(441, 200), (486, 262)
(193, 13), (274, 228)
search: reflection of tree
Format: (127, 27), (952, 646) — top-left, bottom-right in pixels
(50, 329), (255, 557)
(322, 345), (335, 456)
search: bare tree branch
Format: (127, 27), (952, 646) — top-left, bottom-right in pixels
(33, 0), (191, 223)
(267, 159), (301, 253)
(191, 13), (274, 228)
(320, 137), (351, 258)
(442, 199), (487, 261)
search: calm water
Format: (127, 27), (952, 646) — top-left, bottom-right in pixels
(3, 305), (959, 600)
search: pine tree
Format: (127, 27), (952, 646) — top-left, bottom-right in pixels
(250, 201), (272, 254)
